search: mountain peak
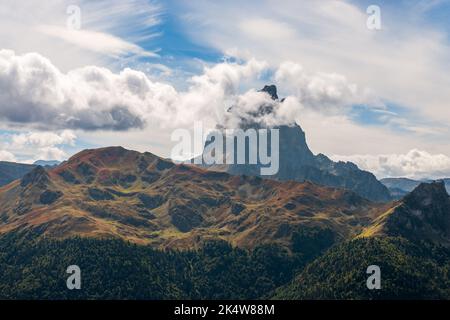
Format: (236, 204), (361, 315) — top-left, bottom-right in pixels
(361, 181), (450, 245)
(200, 84), (391, 202)
(404, 180), (448, 205)
(63, 146), (153, 169)
(69, 146), (129, 160)
(259, 85), (278, 100)
(51, 146), (171, 187)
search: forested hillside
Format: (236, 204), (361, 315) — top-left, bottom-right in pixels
(1, 233), (449, 300)
(274, 237), (450, 299)
(0, 233), (306, 299)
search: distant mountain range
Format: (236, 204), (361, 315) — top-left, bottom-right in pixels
(198, 85), (392, 202)
(0, 161), (35, 187)
(33, 160), (61, 167)
(0, 160), (61, 187)
(381, 177), (450, 199)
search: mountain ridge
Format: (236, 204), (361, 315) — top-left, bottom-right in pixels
(381, 177), (450, 199)
(0, 146), (388, 249)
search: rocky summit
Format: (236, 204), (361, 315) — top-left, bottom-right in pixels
(360, 181), (450, 246)
(199, 85), (391, 202)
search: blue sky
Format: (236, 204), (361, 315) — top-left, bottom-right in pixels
(132, 0), (450, 68)
(1, 0), (450, 178)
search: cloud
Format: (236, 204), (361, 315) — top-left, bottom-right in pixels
(332, 149), (450, 179)
(38, 26), (158, 59)
(0, 50), (273, 131)
(0, 50), (154, 130)
(33, 147), (68, 162)
(239, 18), (297, 42)
(214, 61), (384, 128)
(2, 48), (398, 164)
(275, 62), (383, 113)
(0, 150), (16, 162)
(179, 58), (269, 127)
(11, 130), (76, 149)
(0, 0), (162, 70)
(0, 130), (77, 162)
(3, 49), (386, 132)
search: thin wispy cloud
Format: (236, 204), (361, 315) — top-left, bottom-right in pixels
(0, 0), (163, 69)
(38, 25), (158, 59)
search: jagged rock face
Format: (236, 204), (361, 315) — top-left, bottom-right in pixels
(259, 84), (278, 100)
(40, 190), (63, 205)
(20, 166), (49, 188)
(384, 181), (450, 245)
(201, 85), (391, 202)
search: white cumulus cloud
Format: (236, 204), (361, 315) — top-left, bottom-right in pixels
(1, 130), (78, 162)
(0, 49), (388, 133)
(0, 150), (16, 162)
(332, 149), (450, 179)
(11, 130), (76, 149)
(0, 50), (159, 130)
(275, 61), (383, 113)
(0, 50), (276, 131)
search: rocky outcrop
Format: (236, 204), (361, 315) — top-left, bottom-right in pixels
(384, 181), (450, 245)
(40, 190), (63, 205)
(20, 166), (49, 188)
